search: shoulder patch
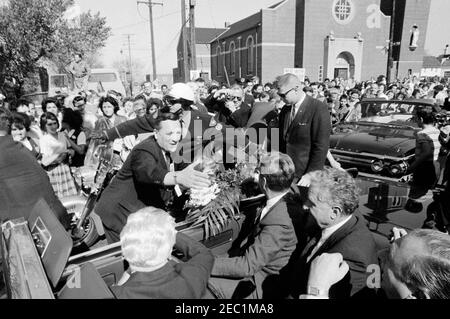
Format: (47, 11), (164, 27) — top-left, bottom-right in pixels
(209, 117), (217, 127)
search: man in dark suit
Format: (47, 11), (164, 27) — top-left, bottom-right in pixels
(204, 85), (251, 128)
(111, 207), (214, 299)
(280, 168), (378, 299)
(0, 107), (70, 228)
(94, 83), (226, 166)
(95, 113), (211, 244)
(277, 73), (331, 186)
(207, 152), (298, 299)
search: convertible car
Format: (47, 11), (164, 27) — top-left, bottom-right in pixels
(329, 98), (446, 179)
(1, 171), (439, 299)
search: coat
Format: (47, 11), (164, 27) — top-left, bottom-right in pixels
(281, 213), (379, 299)
(111, 233), (214, 299)
(95, 137), (178, 242)
(0, 136), (70, 228)
(279, 95), (331, 178)
(211, 195), (298, 298)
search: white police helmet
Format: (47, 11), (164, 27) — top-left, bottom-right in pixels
(167, 83), (195, 103)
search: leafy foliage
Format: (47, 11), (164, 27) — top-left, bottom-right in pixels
(0, 0), (110, 91)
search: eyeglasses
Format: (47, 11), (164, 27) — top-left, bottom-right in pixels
(227, 95), (242, 102)
(278, 87), (296, 99)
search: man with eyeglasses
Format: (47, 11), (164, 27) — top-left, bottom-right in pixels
(277, 73), (331, 187)
(204, 84), (251, 128)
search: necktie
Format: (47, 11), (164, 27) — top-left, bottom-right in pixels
(300, 232), (321, 261)
(164, 151), (172, 171)
(285, 106), (296, 139)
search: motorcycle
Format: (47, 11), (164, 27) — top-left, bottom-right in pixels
(61, 140), (120, 249)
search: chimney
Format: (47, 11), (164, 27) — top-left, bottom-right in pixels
(445, 44), (449, 56)
(225, 22), (231, 28)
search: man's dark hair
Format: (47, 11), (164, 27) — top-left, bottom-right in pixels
(195, 78), (205, 84)
(154, 113), (180, 130)
(258, 152), (295, 192)
(417, 109), (436, 125)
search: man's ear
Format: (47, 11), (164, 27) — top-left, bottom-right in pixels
(331, 206), (342, 220)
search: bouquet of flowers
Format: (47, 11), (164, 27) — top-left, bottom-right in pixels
(184, 143), (266, 238)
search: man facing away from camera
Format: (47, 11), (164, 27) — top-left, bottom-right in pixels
(207, 152), (298, 299)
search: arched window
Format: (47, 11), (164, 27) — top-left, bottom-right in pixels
(246, 36), (254, 75)
(229, 42), (236, 75)
(216, 46), (222, 76)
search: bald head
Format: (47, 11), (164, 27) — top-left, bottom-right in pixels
(276, 73), (304, 105)
(277, 73), (302, 89)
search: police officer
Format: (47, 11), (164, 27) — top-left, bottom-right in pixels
(92, 83), (227, 166)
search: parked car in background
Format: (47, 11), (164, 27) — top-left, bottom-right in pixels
(87, 68), (126, 97)
(329, 99), (443, 179)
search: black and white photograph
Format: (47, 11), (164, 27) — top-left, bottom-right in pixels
(0, 0), (449, 309)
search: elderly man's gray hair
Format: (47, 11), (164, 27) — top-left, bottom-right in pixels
(394, 229), (450, 299)
(309, 168), (360, 216)
(120, 207), (177, 270)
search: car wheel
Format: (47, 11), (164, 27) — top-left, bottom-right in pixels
(62, 196), (101, 248)
(73, 216), (100, 248)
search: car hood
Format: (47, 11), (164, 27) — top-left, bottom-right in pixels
(330, 124), (416, 157)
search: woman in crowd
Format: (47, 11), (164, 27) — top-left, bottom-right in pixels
(147, 98), (163, 119)
(61, 108), (87, 168)
(95, 96), (127, 131)
(42, 97), (63, 125)
(94, 96), (128, 166)
(11, 112), (40, 158)
(39, 112), (78, 199)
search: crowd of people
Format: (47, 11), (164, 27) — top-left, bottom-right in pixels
(1, 70), (450, 300)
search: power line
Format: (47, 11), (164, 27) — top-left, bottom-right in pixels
(111, 10), (181, 31)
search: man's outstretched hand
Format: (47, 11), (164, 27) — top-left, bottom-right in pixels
(176, 159), (211, 190)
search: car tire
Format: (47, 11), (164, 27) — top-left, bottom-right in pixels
(61, 196), (101, 248)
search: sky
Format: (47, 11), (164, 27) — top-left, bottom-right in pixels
(73, 0), (450, 78)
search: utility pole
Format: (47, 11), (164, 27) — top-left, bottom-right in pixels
(181, 0), (189, 82)
(386, 0), (396, 84)
(138, 0), (163, 82)
(189, 0), (197, 73)
(124, 34), (135, 96)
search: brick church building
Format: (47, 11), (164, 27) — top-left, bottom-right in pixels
(210, 0), (431, 84)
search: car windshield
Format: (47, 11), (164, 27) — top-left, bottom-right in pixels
(88, 73), (117, 83)
(357, 101), (420, 126)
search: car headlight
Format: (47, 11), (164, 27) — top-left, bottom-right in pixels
(371, 160), (384, 173)
(388, 162), (408, 176)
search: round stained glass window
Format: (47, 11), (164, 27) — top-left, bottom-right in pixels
(332, 0), (354, 25)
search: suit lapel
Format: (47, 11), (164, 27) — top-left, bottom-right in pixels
(308, 215), (358, 263)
